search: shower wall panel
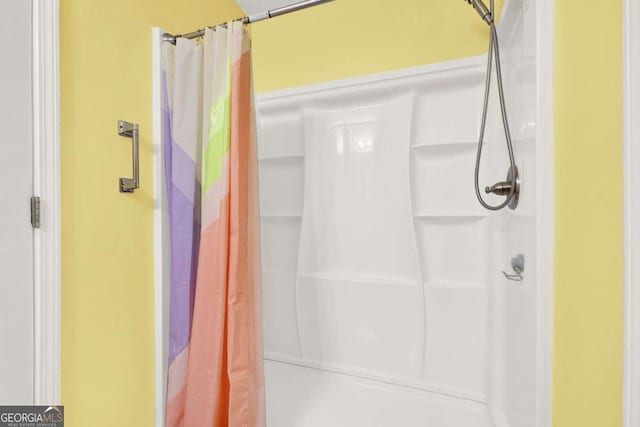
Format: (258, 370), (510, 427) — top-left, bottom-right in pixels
(257, 60), (497, 426)
(256, 2), (536, 424)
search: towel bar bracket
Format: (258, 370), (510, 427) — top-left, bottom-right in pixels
(118, 120), (139, 193)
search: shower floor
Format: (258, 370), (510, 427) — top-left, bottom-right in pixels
(264, 360), (492, 427)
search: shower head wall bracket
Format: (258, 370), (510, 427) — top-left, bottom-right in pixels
(484, 166), (520, 210)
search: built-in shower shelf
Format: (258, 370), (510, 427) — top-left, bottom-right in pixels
(413, 212), (488, 219)
(411, 141), (481, 150)
(423, 281), (486, 290)
(258, 153), (305, 161)
(262, 269), (297, 277)
(298, 272), (419, 288)
(260, 213), (303, 218)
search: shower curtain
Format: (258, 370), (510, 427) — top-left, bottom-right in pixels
(162, 22), (265, 427)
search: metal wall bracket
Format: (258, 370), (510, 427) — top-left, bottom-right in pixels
(506, 166), (520, 210)
(118, 120), (139, 193)
(503, 253), (524, 281)
(484, 166), (520, 210)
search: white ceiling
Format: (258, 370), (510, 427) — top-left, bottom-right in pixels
(236, 0), (293, 15)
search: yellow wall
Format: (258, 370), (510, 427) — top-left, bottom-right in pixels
(251, 0), (625, 425)
(553, 1), (624, 426)
(59, 1), (243, 426)
(251, 0), (503, 92)
(60, 0), (625, 424)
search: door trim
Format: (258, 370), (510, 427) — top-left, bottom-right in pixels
(624, 0), (640, 424)
(32, 0), (61, 405)
(536, 0), (555, 425)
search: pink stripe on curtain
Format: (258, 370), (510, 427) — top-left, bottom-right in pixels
(226, 49), (265, 427)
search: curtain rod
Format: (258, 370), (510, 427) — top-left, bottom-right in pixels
(162, 0), (335, 44)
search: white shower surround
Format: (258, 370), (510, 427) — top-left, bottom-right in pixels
(255, 1), (548, 427)
(152, 0), (554, 425)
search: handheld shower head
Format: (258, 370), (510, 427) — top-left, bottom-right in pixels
(463, 0), (493, 25)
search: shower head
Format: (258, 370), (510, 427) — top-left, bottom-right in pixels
(463, 0), (493, 25)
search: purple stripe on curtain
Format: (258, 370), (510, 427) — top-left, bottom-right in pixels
(167, 185), (200, 363)
(163, 71), (201, 365)
(162, 72), (173, 205)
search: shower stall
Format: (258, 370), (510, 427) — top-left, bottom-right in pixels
(153, 0), (554, 425)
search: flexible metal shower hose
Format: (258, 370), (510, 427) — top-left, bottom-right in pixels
(474, 0), (518, 210)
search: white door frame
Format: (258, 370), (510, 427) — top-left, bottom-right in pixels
(536, 0), (555, 425)
(31, 0), (61, 405)
(624, 0), (640, 425)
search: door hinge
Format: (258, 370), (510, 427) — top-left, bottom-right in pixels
(30, 196), (40, 228)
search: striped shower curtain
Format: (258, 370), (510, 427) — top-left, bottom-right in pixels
(161, 22), (265, 427)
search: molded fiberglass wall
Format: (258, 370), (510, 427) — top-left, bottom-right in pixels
(255, 0), (538, 419)
(256, 63), (501, 426)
